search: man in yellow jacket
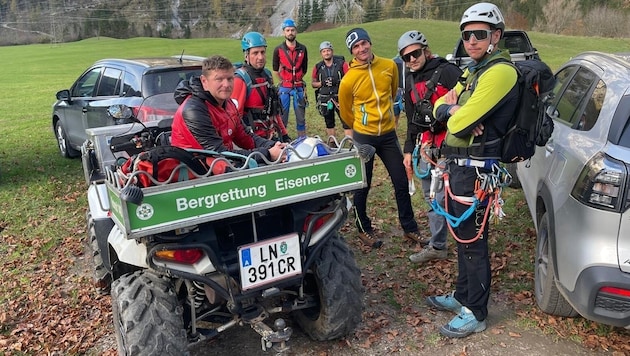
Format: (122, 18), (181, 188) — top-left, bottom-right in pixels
(339, 28), (424, 249)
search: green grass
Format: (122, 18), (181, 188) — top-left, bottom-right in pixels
(1, 18), (630, 353)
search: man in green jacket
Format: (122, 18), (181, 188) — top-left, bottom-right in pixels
(427, 2), (519, 338)
(338, 28), (424, 249)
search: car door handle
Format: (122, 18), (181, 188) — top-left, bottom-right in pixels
(82, 107), (88, 113)
(545, 139), (554, 154)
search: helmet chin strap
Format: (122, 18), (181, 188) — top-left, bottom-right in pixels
(486, 43), (494, 54)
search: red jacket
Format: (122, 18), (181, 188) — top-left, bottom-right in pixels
(171, 77), (275, 160)
(231, 65), (288, 140)
(272, 42), (308, 88)
(402, 57), (462, 153)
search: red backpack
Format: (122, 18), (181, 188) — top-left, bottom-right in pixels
(119, 146), (228, 187)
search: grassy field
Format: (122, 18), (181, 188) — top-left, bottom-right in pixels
(1, 18), (630, 354)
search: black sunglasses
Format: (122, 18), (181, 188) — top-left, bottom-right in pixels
(401, 48), (424, 62)
(461, 29), (493, 42)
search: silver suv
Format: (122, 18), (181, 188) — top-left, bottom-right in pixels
(518, 51), (630, 328)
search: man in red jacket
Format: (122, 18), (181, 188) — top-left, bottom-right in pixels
(232, 31), (291, 143)
(171, 55), (286, 163)
(272, 18), (309, 137)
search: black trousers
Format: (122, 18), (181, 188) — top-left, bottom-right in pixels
(447, 161), (491, 322)
(352, 130), (418, 234)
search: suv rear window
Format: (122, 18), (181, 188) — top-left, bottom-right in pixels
(142, 69), (199, 97)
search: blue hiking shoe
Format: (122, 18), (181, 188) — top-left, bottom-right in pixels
(440, 306), (487, 338)
(426, 291), (462, 314)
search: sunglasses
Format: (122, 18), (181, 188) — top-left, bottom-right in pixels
(461, 29), (493, 42)
(402, 48), (424, 62)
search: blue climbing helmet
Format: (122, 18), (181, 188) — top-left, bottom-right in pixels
(282, 18), (296, 30)
(241, 32), (267, 52)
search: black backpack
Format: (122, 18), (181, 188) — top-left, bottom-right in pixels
(477, 59), (555, 163)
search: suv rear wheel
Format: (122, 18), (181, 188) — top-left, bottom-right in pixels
(534, 212), (578, 317)
(55, 121), (80, 158)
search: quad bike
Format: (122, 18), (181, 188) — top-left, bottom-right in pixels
(81, 105), (371, 355)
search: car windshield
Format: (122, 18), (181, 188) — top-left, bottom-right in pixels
(142, 69), (199, 97)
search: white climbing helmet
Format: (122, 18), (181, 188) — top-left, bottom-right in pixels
(460, 2), (505, 33)
(397, 30), (428, 56)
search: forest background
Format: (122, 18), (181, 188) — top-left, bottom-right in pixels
(1, 0), (630, 46)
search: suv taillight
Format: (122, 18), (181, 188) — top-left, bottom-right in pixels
(571, 152), (629, 212)
(136, 106), (175, 123)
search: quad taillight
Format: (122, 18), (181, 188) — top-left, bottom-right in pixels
(155, 248), (204, 264)
(571, 152), (629, 212)
(303, 212), (334, 233)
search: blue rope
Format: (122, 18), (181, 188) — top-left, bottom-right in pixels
(412, 145), (431, 179)
(430, 197), (479, 228)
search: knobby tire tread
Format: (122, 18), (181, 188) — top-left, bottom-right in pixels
(294, 234), (364, 340)
(111, 270), (189, 356)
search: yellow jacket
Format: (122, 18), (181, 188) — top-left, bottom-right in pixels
(338, 55), (399, 136)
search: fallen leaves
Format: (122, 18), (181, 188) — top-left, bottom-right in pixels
(0, 234), (112, 355)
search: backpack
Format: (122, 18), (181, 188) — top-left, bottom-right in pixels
(234, 63), (273, 96)
(118, 146), (222, 188)
(314, 55), (345, 97)
(499, 59), (556, 163)
(409, 63), (447, 132)
(471, 58), (555, 163)
(234, 64), (282, 117)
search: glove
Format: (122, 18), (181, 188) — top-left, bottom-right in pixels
(282, 134), (292, 143)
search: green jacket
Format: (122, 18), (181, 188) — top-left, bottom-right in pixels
(434, 50), (519, 158)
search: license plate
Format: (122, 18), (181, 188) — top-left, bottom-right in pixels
(238, 233), (302, 290)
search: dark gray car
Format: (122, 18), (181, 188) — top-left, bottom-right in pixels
(52, 56), (203, 158)
(518, 51), (630, 328)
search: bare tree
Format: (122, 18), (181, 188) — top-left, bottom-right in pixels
(584, 6), (627, 38)
(406, 0), (424, 19)
(536, 0), (581, 35)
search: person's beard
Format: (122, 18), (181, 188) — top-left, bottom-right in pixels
(285, 34), (296, 42)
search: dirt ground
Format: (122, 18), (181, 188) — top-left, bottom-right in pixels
(84, 219), (628, 356)
(86, 258), (619, 356)
(183, 294), (613, 356)
(92, 297), (611, 356)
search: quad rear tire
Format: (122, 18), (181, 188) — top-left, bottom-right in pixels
(293, 233), (364, 340)
(87, 212), (111, 294)
(534, 212), (578, 317)
(111, 271), (188, 355)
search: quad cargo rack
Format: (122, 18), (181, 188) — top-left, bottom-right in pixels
(105, 150), (366, 239)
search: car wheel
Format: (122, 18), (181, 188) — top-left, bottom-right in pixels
(534, 212), (578, 317)
(293, 233), (364, 340)
(55, 121), (80, 158)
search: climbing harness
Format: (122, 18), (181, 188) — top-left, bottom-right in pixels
(412, 138), (440, 180)
(430, 160), (512, 244)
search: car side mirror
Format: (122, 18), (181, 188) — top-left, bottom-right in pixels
(56, 89), (71, 103)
